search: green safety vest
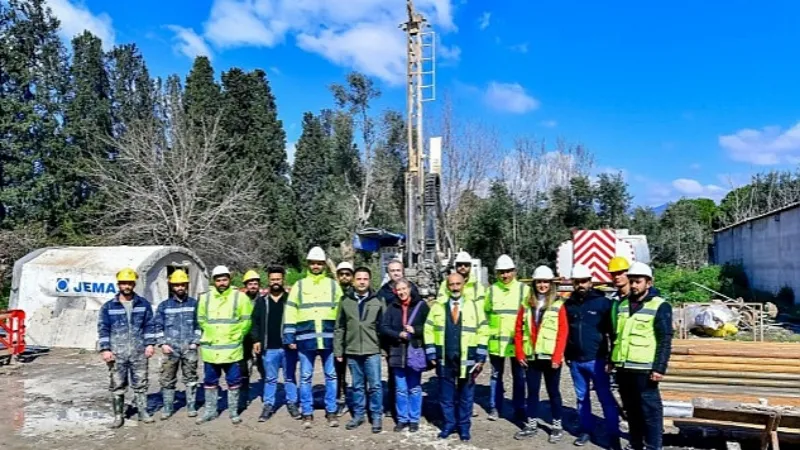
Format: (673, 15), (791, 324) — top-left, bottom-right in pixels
(438, 277), (486, 308)
(521, 299), (564, 360)
(486, 280), (530, 357)
(423, 294), (490, 378)
(611, 297), (665, 370)
(284, 273), (342, 350)
(197, 288), (252, 364)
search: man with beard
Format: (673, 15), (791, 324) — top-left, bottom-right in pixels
(97, 268), (156, 428)
(438, 251), (486, 308)
(612, 262), (672, 450)
(334, 261), (355, 417)
(564, 264), (621, 449)
(250, 265), (300, 421)
(155, 269), (201, 420)
(240, 270), (266, 410)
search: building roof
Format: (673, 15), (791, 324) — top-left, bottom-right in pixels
(714, 202), (800, 233)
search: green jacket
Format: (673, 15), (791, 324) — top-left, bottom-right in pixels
(334, 289), (385, 357)
(197, 286), (252, 364)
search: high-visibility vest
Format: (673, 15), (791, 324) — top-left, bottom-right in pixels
(486, 280), (530, 357)
(438, 277), (486, 308)
(424, 295), (490, 378)
(611, 297), (665, 370)
(520, 299), (564, 360)
(284, 273), (342, 351)
(197, 287), (252, 364)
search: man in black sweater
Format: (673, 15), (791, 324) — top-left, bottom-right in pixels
(611, 262), (672, 450)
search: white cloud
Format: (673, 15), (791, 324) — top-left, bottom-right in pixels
(510, 42), (529, 53)
(438, 43), (461, 64)
(719, 122), (800, 165)
(540, 120), (558, 128)
(643, 177), (729, 205)
(478, 12), (491, 30)
(201, 0), (457, 85)
(286, 141), (297, 165)
(166, 25), (212, 60)
(46, 0), (115, 49)
(484, 82), (540, 114)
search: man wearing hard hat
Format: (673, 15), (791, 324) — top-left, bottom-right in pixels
(240, 269), (266, 411)
(334, 261), (354, 417)
(438, 251), (486, 308)
(154, 269), (200, 420)
(564, 264), (620, 449)
(284, 246), (344, 428)
(607, 256), (631, 302)
(196, 265), (253, 425)
(97, 268), (157, 428)
(611, 262), (672, 450)
(485, 254), (530, 422)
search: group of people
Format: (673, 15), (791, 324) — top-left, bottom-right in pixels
(97, 247), (672, 450)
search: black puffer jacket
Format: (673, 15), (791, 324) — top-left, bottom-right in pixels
(564, 288), (614, 362)
(379, 298), (429, 369)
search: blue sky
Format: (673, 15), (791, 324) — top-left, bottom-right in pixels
(46, 0), (800, 206)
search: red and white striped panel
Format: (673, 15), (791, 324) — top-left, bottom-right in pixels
(573, 229), (617, 283)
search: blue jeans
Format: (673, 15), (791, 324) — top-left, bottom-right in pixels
(489, 355), (525, 413)
(203, 361), (241, 388)
(438, 363), (475, 439)
(348, 354), (383, 421)
(299, 349), (337, 415)
(262, 348), (298, 406)
(568, 359), (620, 438)
(394, 367), (422, 424)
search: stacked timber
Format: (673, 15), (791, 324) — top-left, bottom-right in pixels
(661, 340), (800, 407)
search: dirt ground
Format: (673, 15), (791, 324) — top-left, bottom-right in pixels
(0, 349), (706, 450)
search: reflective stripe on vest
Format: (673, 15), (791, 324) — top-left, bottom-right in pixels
(428, 299), (486, 378)
(488, 282), (525, 356)
(533, 300), (562, 359)
(612, 297), (664, 370)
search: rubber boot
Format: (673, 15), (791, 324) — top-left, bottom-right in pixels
(228, 389), (242, 424)
(238, 381), (249, 413)
(161, 389), (175, 420)
(136, 392), (154, 424)
(186, 385), (198, 418)
(108, 394), (125, 429)
(196, 387), (218, 424)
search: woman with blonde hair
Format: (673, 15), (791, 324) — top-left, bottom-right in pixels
(513, 265), (568, 443)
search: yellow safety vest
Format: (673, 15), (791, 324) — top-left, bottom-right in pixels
(197, 287), (252, 364)
(611, 297), (665, 370)
(520, 299), (564, 360)
(284, 273), (343, 351)
(424, 294), (490, 378)
(486, 280), (530, 357)
(438, 277), (486, 309)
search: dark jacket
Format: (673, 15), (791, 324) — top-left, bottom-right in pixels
(564, 288), (614, 362)
(249, 291), (288, 350)
(154, 295), (200, 351)
(334, 289), (385, 357)
(379, 298), (430, 368)
(377, 280), (421, 306)
(97, 294), (155, 358)
(613, 288), (673, 374)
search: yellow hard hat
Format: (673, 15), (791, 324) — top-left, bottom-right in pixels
(243, 270), (261, 283)
(116, 268), (138, 282)
(607, 256), (631, 273)
(168, 270), (190, 284)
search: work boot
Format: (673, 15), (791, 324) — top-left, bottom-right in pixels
(574, 433), (591, 446)
(228, 389), (242, 424)
(371, 418), (383, 434)
(287, 403), (301, 419)
(514, 418), (539, 440)
(326, 412), (339, 428)
(302, 415), (314, 429)
(160, 389), (175, 420)
(259, 404), (274, 422)
(335, 399), (349, 417)
(346, 416), (365, 430)
(196, 387), (218, 424)
(107, 394), (125, 429)
(135, 392), (154, 424)
(186, 385), (198, 418)
(549, 419), (564, 443)
(488, 408), (499, 421)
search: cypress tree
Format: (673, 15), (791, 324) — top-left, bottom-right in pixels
(107, 43), (154, 137)
(184, 56), (220, 129)
(292, 112), (335, 249)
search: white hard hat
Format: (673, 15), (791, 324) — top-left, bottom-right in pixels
(454, 251), (472, 264)
(571, 264), (593, 280)
(336, 262), (354, 273)
(306, 246), (326, 261)
(495, 254), (516, 271)
(532, 265), (555, 280)
(627, 261), (653, 279)
(211, 265), (231, 278)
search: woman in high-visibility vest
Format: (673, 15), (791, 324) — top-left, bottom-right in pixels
(513, 266), (568, 442)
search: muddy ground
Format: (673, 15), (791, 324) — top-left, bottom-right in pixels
(0, 349), (712, 450)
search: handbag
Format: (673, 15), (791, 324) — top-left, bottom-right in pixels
(405, 302), (428, 372)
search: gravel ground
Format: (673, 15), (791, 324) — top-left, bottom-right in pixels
(0, 349), (717, 450)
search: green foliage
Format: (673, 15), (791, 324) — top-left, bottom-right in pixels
(183, 56), (220, 129)
(230, 267), (303, 288)
(596, 172), (632, 229)
(653, 265), (723, 303)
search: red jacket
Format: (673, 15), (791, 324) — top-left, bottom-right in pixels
(514, 302), (569, 365)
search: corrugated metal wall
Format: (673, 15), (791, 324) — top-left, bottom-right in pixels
(713, 206), (800, 303)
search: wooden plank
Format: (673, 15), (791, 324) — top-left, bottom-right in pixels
(664, 376), (799, 388)
(671, 348), (800, 359)
(670, 361), (800, 373)
(662, 391), (800, 408)
(661, 383), (800, 399)
(693, 408), (774, 426)
(668, 369), (800, 381)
